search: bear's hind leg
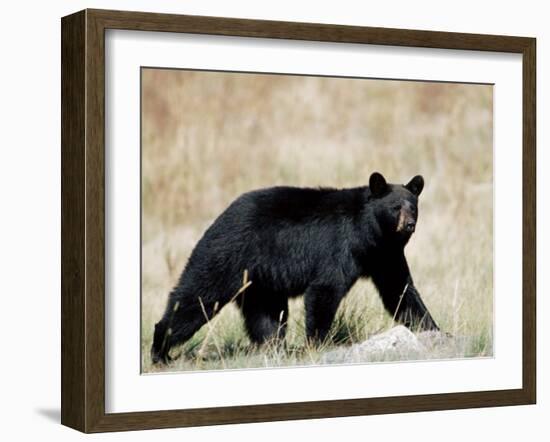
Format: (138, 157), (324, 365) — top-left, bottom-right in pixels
(239, 290), (288, 344)
(152, 306), (208, 364)
(152, 291), (229, 364)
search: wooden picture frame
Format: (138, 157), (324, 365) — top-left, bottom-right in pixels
(61, 8), (536, 433)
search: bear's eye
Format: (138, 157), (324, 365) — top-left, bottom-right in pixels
(392, 204), (401, 211)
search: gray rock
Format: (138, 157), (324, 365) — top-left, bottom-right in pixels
(321, 325), (428, 364)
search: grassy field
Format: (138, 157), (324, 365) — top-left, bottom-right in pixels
(141, 69), (493, 373)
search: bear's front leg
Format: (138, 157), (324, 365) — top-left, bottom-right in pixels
(396, 283), (440, 331)
(371, 251), (439, 332)
(304, 284), (346, 343)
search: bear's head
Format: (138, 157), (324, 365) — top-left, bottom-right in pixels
(368, 172), (424, 244)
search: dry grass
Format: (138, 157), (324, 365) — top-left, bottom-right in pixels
(141, 68), (493, 373)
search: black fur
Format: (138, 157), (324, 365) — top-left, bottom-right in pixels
(151, 172), (439, 364)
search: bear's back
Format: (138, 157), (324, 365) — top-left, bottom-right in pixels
(235, 186), (366, 226)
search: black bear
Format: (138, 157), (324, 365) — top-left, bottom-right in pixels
(151, 172), (439, 364)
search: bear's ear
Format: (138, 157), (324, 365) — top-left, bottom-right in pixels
(405, 175), (424, 196)
(369, 172), (388, 197)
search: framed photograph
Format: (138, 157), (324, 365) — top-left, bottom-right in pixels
(61, 9), (536, 433)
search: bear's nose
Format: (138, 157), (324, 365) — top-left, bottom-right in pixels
(405, 222), (415, 233)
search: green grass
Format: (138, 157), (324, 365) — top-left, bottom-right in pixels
(141, 278), (493, 373)
(140, 70), (493, 373)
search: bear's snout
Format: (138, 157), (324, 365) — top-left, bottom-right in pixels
(396, 207), (416, 234)
(404, 221), (415, 233)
